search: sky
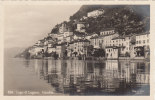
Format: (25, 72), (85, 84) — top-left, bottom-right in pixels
(4, 5), (81, 49)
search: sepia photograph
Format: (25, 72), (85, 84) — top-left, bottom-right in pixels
(4, 5), (150, 96)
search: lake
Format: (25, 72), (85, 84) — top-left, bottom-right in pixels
(4, 58), (150, 96)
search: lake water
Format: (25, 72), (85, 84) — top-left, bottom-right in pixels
(4, 58), (150, 96)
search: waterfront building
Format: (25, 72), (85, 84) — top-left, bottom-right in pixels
(105, 47), (119, 59)
(72, 39), (90, 57)
(87, 9), (104, 18)
(28, 46), (44, 57)
(48, 47), (56, 54)
(135, 32), (150, 58)
(99, 31), (119, 48)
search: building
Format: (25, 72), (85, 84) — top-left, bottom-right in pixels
(90, 36), (100, 49)
(87, 9), (104, 18)
(99, 32), (119, 48)
(135, 32), (150, 58)
(71, 39), (90, 57)
(57, 33), (64, 43)
(100, 29), (115, 36)
(59, 23), (67, 33)
(105, 47), (118, 59)
(48, 47), (56, 54)
(28, 46), (44, 57)
(64, 31), (73, 37)
(73, 33), (85, 40)
(76, 22), (86, 33)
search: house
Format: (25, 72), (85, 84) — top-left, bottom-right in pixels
(57, 33), (64, 43)
(48, 47), (56, 54)
(59, 23), (67, 33)
(28, 46), (44, 57)
(76, 22), (86, 33)
(99, 32), (119, 48)
(72, 39), (90, 57)
(112, 36), (127, 56)
(64, 31), (73, 37)
(100, 28), (115, 36)
(87, 9), (104, 18)
(90, 36), (100, 49)
(105, 47), (118, 59)
(135, 32), (150, 58)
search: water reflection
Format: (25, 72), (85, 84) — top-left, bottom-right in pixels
(34, 59), (150, 95)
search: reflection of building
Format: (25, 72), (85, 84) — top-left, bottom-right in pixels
(36, 59), (150, 95)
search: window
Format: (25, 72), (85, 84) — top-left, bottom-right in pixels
(139, 40), (141, 44)
(143, 40), (145, 44)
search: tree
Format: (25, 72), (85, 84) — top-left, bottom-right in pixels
(93, 49), (105, 57)
(87, 45), (94, 56)
(125, 52), (130, 57)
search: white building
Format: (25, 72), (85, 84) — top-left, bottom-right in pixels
(76, 22), (85, 33)
(48, 47), (56, 54)
(72, 39), (90, 57)
(100, 29), (115, 36)
(105, 47), (118, 59)
(136, 33), (149, 47)
(87, 9), (104, 18)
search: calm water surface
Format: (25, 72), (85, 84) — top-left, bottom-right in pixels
(4, 58), (150, 96)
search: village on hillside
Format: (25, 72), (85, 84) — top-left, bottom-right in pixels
(27, 9), (150, 60)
